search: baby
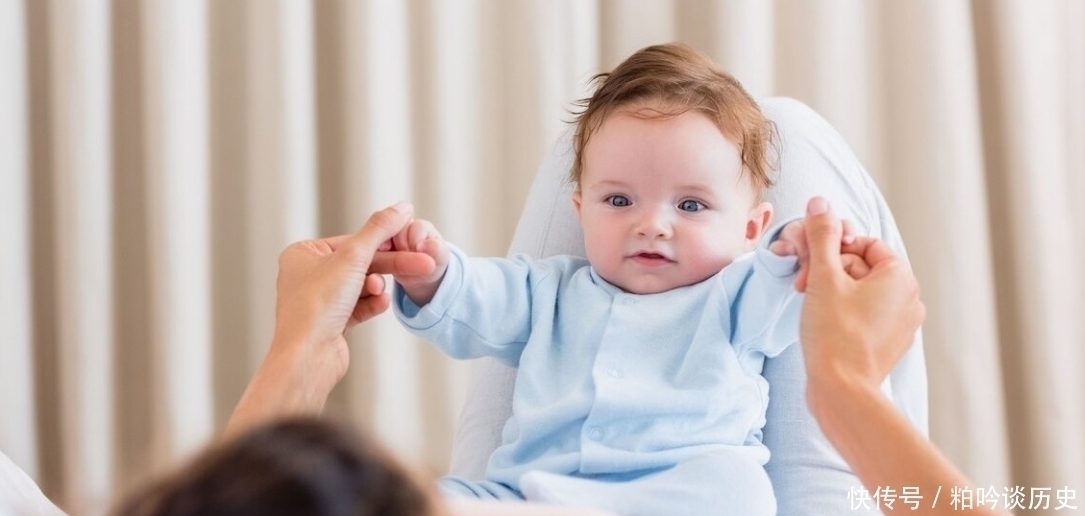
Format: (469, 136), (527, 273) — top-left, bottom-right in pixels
(390, 43), (837, 516)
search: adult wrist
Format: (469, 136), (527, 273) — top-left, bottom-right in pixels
(805, 360), (882, 425)
(267, 336), (342, 402)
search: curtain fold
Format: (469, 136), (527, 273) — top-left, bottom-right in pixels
(879, 0), (1011, 489)
(2, 1), (1083, 514)
(973, 0), (1085, 497)
(0, 0), (36, 486)
(42, 0), (116, 511)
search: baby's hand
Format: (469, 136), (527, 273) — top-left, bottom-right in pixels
(382, 218), (449, 306)
(770, 218), (857, 290)
(769, 218), (856, 258)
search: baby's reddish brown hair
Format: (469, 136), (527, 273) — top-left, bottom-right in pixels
(571, 43), (775, 197)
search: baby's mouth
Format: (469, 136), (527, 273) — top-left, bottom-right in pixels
(630, 252), (674, 265)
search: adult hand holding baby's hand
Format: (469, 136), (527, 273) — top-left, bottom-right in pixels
(386, 216), (450, 306)
(227, 201), (435, 436)
(770, 214), (863, 291)
(798, 197), (925, 396)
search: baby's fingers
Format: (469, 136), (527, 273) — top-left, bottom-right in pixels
(417, 236), (449, 267)
(407, 219), (440, 250)
(771, 221), (806, 257)
(769, 240), (796, 256)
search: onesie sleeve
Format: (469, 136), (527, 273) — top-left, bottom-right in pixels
(729, 222), (802, 360)
(393, 245), (552, 367)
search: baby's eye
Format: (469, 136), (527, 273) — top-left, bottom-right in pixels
(678, 199), (705, 212)
(606, 195), (632, 207)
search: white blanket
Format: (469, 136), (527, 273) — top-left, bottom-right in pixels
(0, 451), (64, 516)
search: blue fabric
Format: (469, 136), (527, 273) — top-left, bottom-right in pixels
(395, 243), (799, 515)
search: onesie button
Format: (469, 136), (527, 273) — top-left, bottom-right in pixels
(588, 427), (603, 441)
(606, 368), (621, 379)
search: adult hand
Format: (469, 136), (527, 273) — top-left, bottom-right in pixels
(273, 201), (435, 358)
(227, 201), (435, 436)
(797, 197), (926, 394)
(797, 199), (1008, 516)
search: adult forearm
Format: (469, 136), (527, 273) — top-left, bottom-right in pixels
(224, 342), (336, 438)
(807, 374), (1006, 515)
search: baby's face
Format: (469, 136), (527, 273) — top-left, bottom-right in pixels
(574, 108), (770, 294)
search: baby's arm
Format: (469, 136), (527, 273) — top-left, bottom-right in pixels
(386, 218), (449, 306)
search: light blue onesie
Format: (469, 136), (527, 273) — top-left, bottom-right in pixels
(394, 243), (800, 516)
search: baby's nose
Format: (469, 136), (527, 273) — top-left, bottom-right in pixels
(635, 210), (672, 238)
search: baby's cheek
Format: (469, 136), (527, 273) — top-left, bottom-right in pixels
(692, 252), (733, 280)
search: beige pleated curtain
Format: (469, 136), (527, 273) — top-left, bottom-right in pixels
(1, 0), (1083, 514)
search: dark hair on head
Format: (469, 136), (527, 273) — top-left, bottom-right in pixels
(570, 42), (777, 197)
(112, 417), (439, 516)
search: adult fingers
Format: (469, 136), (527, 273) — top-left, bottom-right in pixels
(860, 239), (899, 271)
(338, 201), (415, 269)
(347, 292), (392, 329)
(317, 233), (354, 253)
(840, 253), (872, 280)
(842, 236), (899, 271)
(794, 263), (809, 292)
(802, 197), (845, 284)
(361, 273), (385, 297)
(369, 250), (436, 276)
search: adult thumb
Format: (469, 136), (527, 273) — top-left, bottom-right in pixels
(803, 197), (845, 284)
(340, 201), (415, 268)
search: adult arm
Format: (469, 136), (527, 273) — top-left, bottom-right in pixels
(759, 97), (929, 515)
(799, 197), (1006, 515)
(225, 202), (435, 437)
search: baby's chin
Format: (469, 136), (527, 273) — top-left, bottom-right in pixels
(611, 273), (718, 295)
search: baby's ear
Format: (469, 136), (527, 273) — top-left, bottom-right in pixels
(571, 190), (583, 216)
(745, 202), (773, 248)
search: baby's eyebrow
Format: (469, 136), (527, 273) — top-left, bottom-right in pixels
(586, 179), (629, 190)
(675, 184), (720, 199)
(594, 179), (627, 186)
